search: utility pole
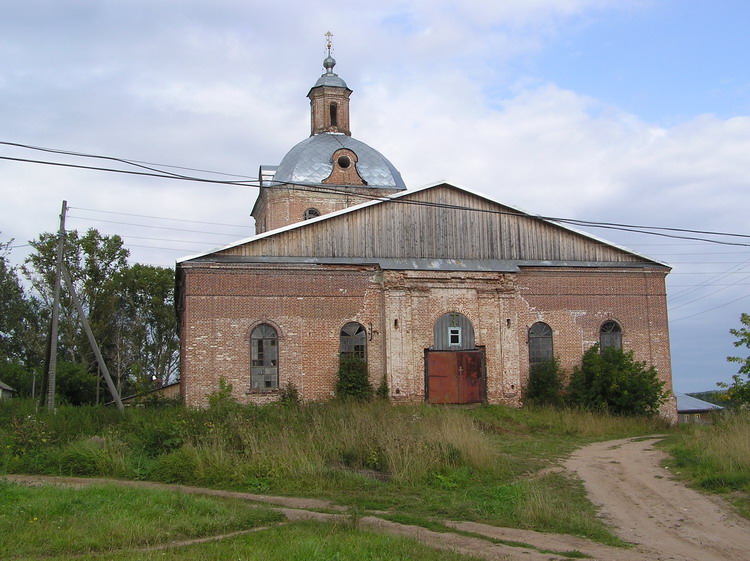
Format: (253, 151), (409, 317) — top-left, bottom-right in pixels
(46, 200), (67, 411)
(61, 265), (124, 413)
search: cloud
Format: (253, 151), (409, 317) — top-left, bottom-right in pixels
(1, 0), (747, 392)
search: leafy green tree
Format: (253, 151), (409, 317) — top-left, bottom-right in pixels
(718, 313), (750, 405)
(55, 361), (98, 405)
(113, 264), (179, 391)
(524, 357), (564, 406)
(22, 229), (179, 403)
(567, 345), (667, 416)
(0, 239), (45, 396)
(23, 228), (129, 367)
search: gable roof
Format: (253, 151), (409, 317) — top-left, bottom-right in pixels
(676, 394), (724, 413)
(0, 380), (16, 392)
(179, 182), (668, 269)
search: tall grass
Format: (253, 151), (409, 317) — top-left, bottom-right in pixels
(148, 400), (500, 487)
(666, 409), (750, 505)
(0, 397), (672, 542)
(469, 404), (670, 439)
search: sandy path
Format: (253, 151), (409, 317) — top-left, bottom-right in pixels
(565, 436), (750, 561)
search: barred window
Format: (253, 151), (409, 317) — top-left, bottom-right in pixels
(528, 322), (553, 365)
(600, 320), (622, 350)
(303, 208), (321, 220)
(340, 322), (367, 360)
(251, 324), (278, 390)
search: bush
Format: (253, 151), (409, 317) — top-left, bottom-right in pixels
(566, 345), (666, 417)
(278, 382), (300, 407)
(335, 355), (373, 400)
(524, 357), (563, 406)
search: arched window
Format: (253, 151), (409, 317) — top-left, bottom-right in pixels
(528, 322), (553, 365)
(433, 312), (475, 350)
(251, 324), (278, 390)
(600, 320), (622, 350)
(329, 103), (338, 127)
(340, 322), (366, 359)
(303, 207), (321, 220)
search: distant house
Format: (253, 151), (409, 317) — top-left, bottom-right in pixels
(0, 381), (17, 399)
(120, 381), (181, 406)
(676, 393), (723, 424)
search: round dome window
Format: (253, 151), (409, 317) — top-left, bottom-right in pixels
(337, 155), (351, 169)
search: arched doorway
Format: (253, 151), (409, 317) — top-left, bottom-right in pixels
(425, 312), (485, 404)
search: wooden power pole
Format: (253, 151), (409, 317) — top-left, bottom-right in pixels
(42, 200), (124, 413)
(45, 200), (67, 411)
(61, 266), (124, 413)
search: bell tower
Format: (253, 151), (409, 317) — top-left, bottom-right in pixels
(307, 31), (352, 136)
(252, 33), (406, 235)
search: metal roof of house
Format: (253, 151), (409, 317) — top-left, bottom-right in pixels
(676, 393), (724, 413)
(0, 380), (16, 392)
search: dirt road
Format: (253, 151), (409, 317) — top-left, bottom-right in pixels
(565, 436), (750, 561)
(7, 436), (750, 560)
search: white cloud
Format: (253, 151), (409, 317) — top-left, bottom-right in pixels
(1, 0), (747, 392)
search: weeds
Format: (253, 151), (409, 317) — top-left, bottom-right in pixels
(663, 409), (750, 514)
(0, 397), (673, 542)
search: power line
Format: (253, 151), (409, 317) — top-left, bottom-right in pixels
(0, 154), (257, 185)
(4, 141), (750, 249)
(0, 141), (255, 180)
(670, 293), (750, 322)
(70, 206), (250, 228)
(66, 215), (246, 237)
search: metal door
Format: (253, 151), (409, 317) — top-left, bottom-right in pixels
(426, 350), (484, 404)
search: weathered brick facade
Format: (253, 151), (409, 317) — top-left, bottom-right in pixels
(179, 257), (675, 420)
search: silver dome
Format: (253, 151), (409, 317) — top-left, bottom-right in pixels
(272, 134), (406, 190)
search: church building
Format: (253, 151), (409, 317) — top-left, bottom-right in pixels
(176, 47), (675, 416)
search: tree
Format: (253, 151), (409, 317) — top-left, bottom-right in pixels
(0, 238), (45, 395)
(23, 228), (129, 367)
(113, 264), (179, 390)
(567, 345), (667, 416)
(524, 357), (564, 406)
(18, 228), (180, 404)
(718, 313), (750, 405)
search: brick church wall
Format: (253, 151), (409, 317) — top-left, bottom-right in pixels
(181, 262), (674, 420)
(180, 262), (386, 407)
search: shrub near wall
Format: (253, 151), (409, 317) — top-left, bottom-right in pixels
(567, 346), (667, 416)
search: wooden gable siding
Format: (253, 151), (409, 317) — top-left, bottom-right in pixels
(219, 185), (645, 263)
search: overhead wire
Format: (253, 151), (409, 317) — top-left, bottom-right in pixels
(5, 140), (750, 316)
(2, 141), (749, 247)
(70, 207), (250, 229)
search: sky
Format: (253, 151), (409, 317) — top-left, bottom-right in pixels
(1, 0), (749, 393)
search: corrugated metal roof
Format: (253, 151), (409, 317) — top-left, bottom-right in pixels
(272, 133), (406, 190)
(676, 393), (724, 413)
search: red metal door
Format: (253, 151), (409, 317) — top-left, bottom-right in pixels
(458, 351), (483, 404)
(426, 351), (459, 404)
(426, 350), (484, 404)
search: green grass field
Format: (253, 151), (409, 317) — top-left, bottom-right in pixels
(0, 481), (483, 560)
(2, 398), (748, 559)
